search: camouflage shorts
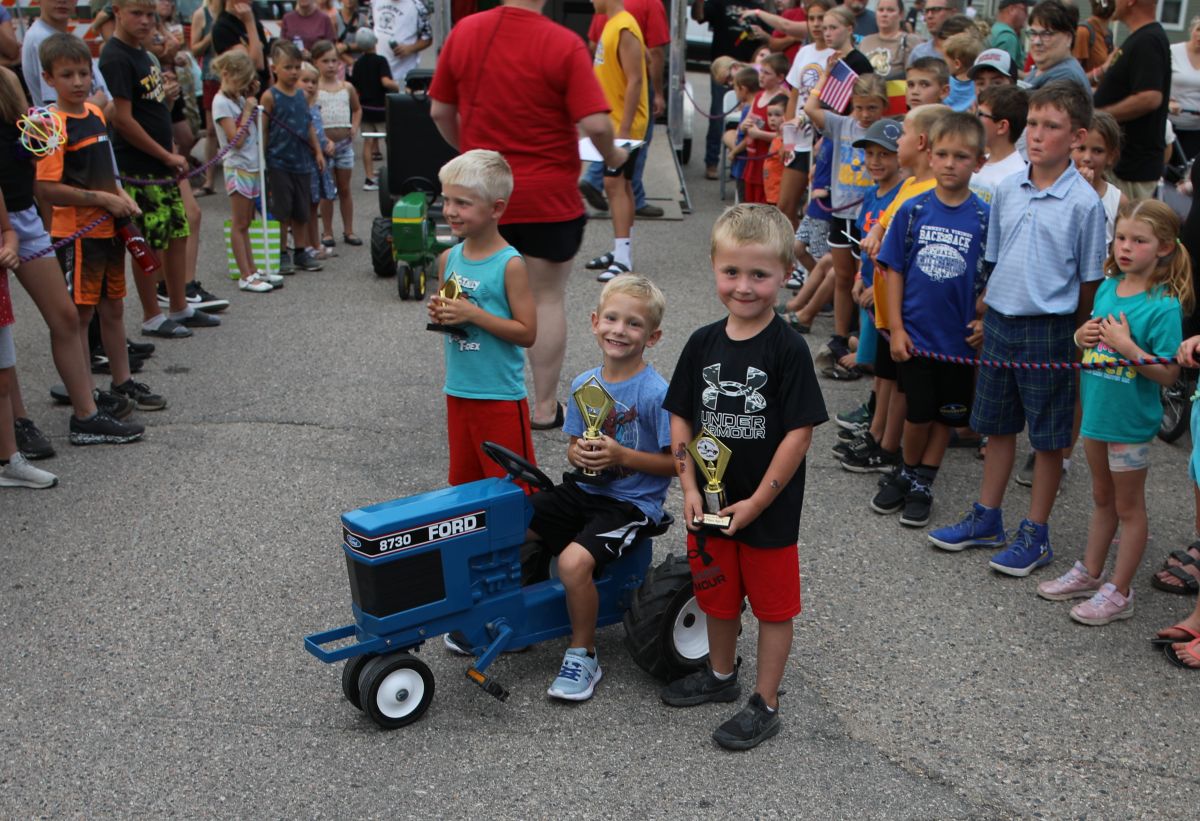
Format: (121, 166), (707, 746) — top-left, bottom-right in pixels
(127, 177), (189, 249)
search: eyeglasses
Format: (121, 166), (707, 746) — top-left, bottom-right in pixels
(1028, 28), (1064, 42)
(925, 5), (950, 11)
(977, 112), (997, 120)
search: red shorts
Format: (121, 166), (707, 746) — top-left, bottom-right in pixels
(742, 176), (766, 204)
(686, 532), (801, 622)
(446, 394), (537, 488)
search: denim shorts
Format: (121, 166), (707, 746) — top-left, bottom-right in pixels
(970, 311), (1076, 451)
(10, 205), (52, 262)
(331, 138), (355, 170)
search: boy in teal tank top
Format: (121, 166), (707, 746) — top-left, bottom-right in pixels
(428, 150), (537, 485)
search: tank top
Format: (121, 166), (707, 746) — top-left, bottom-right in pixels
(593, 11), (648, 140)
(316, 87), (352, 129)
(442, 243), (527, 401)
(1100, 181), (1122, 245)
(266, 86), (313, 172)
(0, 120), (35, 213)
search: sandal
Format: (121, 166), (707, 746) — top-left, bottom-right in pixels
(784, 312), (810, 334)
(597, 261), (630, 283)
(343, 234), (364, 246)
(1161, 541), (1200, 571)
(1164, 636), (1200, 669)
(586, 252), (615, 270)
(321, 235), (336, 248)
(1151, 565), (1200, 595)
(823, 362), (862, 381)
(1149, 622), (1200, 647)
(531, 402), (565, 431)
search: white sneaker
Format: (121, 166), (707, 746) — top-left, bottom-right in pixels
(239, 274), (273, 293)
(0, 452), (58, 489)
(259, 270), (285, 286)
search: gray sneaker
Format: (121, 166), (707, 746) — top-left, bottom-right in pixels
(712, 693), (782, 751)
(661, 664), (741, 707)
(0, 452), (58, 489)
(1015, 451), (1035, 487)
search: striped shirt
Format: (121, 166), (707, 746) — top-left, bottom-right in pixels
(983, 163), (1106, 317)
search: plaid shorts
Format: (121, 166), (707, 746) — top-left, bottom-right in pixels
(970, 311), (1077, 451)
(127, 178), (189, 249)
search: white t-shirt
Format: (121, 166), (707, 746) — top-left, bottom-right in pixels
(22, 21), (111, 107)
(212, 92), (259, 171)
(1171, 43), (1200, 133)
(786, 43), (833, 152)
(1099, 181), (1121, 245)
(373, 0), (433, 83)
(970, 150), (1027, 204)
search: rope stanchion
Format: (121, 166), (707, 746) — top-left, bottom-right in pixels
(118, 108), (260, 187)
(17, 214), (113, 264)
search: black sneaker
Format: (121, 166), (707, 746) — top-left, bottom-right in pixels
(712, 693), (782, 751)
(870, 468), (911, 515)
(178, 309), (221, 328)
(111, 379), (167, 411)
(836, 424), (866, 442)
(91, 353), (145, 375)
(293, 250), (324, 271)
(186, 281), (230, 313)
(14, 417), (55, 460)
(95, 389), (135, 420)
(69, 411), (144, 445)
(900, 477), (933, 528)
(831, 431), (869, 460)
(127, 338), (155, 357)
(661, 664), (742, 707)
(841, 441), (899, 474)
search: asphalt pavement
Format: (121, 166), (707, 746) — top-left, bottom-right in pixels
(2, 72), (1198, 819)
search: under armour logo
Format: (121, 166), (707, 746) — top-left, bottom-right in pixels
(701, 364), (767, 413)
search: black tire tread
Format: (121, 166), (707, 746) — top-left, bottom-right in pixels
(370, 217), (396, 278)
(622, 553), (706, 681)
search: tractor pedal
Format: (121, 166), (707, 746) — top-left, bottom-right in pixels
(466, 667), (509, 702)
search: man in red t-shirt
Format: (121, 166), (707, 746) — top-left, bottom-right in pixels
(581, 0), (669, 219)
(431, 0), (627, 432)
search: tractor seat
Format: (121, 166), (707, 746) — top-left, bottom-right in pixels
(641, 512), (673, 539)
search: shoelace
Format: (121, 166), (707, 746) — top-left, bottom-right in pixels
(556, 660), (582, 682)
(908, 478), (931, 497)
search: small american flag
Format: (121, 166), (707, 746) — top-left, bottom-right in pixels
(819, 59), (860, 114)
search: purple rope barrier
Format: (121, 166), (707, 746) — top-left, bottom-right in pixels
(118, 109), (260, 187)
(18, 214), (113, 264)
(910, 347), (1177, 371)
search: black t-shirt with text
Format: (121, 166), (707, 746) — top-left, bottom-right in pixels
(98, 35), (172, 176)
(664, 315), (827, 548)
(1093, 22), (1171, 183)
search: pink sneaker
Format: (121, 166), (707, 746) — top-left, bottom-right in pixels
(1037, 561), (1106, 601)
(1070, 583), (1135, 626)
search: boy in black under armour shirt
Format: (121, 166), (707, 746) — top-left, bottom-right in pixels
(661, 203), (827, 750)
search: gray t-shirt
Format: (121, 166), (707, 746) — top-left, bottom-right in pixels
(821, 112), (871, 220)
(212, 91), (259, 171)
(1025, 57), (1091, 93)
(23, 21), (111, 107)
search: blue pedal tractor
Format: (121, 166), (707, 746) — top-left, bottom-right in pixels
(304, 443), (709, 729)
(368, 70), (457, 301)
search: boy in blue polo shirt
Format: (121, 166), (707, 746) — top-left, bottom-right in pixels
(876, 112), (990, 529)
(928, 81), (1107, 576)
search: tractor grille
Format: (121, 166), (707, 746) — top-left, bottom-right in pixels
(346, 549), (446, 617)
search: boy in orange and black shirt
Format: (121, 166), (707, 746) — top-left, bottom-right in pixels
(36, 33), (166, 411)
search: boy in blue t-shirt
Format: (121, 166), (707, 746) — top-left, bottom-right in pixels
(526, 275), (674, 702)
(836, 119), (905, 473)
(877, 112), (990, 529)
(427, 150), (536, 486)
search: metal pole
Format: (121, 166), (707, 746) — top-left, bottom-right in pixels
(668, 0), (693, 213)
(257, 106), (272, 278)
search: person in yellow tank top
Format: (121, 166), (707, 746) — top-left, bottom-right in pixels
(592, 0), (646, 283)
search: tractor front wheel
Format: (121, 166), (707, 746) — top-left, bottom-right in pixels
(370, 217), (396, 278)
(358, 652), (435, 729)
(341, 653), (376, 711)
(623, 553), (709, 681)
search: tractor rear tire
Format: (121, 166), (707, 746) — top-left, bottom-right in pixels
(377, 164), (396, 219)
(623, 553), (709, 682)
(341, 653), (376, 711)
(370, 217), (396, 278)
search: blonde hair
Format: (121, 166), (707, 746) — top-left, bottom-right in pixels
(943, 31), (984, 66)
(1105, 200), (1195, 314)
(598, 274), (667, 331)
(710, 55), (739, 85)
(299, 61), (318, 78)
(907, 103), (952, 139)
(210, 49), (256, 93)
(852, 73), (889, 105)
(438, 149), (514, 202)
(823, 6), (855, 31)
(711, 204), (795, 271)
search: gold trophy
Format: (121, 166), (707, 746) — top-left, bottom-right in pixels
(687, 428), (732, 529)
(573, 376), (616, 480)
(426, 274), (469, 340)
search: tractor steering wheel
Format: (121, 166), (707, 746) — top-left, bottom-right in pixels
(481, 441), (555, 492)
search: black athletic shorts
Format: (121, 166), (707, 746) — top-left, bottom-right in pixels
(267, 168), (311, 224)
(828, 216), (861, 249)
(529, 477), (654, 567)
(897, 357), (975, 426)
(786, 149), (811, 173)
(499, 215), (587, 263)
(874, 333), (898, 380)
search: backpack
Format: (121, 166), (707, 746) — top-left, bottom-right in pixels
(1078, 21), (1113, 71)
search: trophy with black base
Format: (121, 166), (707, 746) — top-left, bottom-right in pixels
(426, 274), (468, 340)
(573, 376), (616, 481)
(687, 427), (732, 530)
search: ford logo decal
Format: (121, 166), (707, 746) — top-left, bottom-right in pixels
(346, 535), (362, 548)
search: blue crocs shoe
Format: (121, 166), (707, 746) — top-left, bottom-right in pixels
(928, 502), (1006, 552)
(547, 648), (602, 702)
(989, 519), (1054, 577)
